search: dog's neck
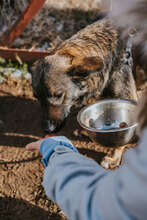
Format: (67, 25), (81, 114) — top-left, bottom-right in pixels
(74, 71), (109, 106)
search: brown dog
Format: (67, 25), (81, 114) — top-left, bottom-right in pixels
(31, 18), (138, 169)
(31, 18), (137, 132)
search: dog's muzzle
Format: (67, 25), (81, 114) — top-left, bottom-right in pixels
(43, 120), (56, 133)
(42, 119), (67, 134)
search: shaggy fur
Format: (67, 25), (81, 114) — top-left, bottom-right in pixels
(31, 18), (137, 134)
(111, 0), (147, 135)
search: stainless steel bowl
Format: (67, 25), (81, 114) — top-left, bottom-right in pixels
(77, 99), (138, 147)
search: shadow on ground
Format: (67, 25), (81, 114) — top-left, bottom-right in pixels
(0, 94), (88, 146)
(0, 196), (62, 220)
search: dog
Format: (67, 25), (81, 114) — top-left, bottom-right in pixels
(31, 18), (137, 132)
(30, 18), (139, 169)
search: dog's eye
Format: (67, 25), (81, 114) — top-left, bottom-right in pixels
(54, 93), (62, 99)
(48, 93), (65, 106)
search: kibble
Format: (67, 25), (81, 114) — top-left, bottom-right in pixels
(119, 122), (128, 128)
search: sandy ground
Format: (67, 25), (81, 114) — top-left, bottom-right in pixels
(0, 1), (146, 219)
(0, 82), (111, 220)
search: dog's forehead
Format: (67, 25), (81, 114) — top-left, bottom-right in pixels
(45, 73), (71, 91)
(44, 76), (72, 96)
(45, 55), (69, 72)
(43, 55), (72, 94)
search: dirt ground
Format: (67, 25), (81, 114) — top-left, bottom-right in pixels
(0, 81), (111, 220)
(0, 75), (146, 220)
(0, 2), (114, 219)
(0, 1), (146, 219)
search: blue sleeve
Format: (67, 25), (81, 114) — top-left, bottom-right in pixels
(42, 129), (147, 220)
(40, 136), (78, 167)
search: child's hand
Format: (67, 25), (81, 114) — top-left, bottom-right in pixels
(26, 139), (44, 153)
(26, 134), (56, 153)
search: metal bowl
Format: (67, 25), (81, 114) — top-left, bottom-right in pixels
(77, 99), (138, 147)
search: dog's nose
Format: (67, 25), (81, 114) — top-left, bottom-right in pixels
(43, 120), (56, 133)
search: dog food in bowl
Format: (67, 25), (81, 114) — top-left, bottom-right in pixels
(77, 99), (137, 147)
(119, 122), (128, 128)
(89, 117), (128, 131)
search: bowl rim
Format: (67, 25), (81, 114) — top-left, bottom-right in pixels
(77, 99), (138, 133)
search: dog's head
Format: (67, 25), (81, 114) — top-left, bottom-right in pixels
(30, 53), (104, 133)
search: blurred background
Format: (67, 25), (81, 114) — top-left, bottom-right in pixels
(0, 0), (102, 50)
(0, 0), (104, 87)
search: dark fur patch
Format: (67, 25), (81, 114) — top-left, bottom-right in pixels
(111, 0), (147, 134)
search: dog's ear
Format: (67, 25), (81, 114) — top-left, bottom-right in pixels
(64, 55), (104, 77)
(29, 59), (46, 76)
(72, 56), (104, 75)
(27, 60), (36, 74)
(29, 58), (47, 90)
(28, 60), (42, 75)
(28, 49), (55, 74)
(57, 48), (104, 76)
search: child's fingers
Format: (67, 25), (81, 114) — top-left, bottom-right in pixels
(26, 139), (44, 152)
(26, 142), (37, 150)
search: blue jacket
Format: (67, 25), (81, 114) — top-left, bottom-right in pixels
(41, 129), (147, 220)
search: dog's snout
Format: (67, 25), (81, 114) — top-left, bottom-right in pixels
(42, 118), (67, 134)
(43, 120), (56, 133)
